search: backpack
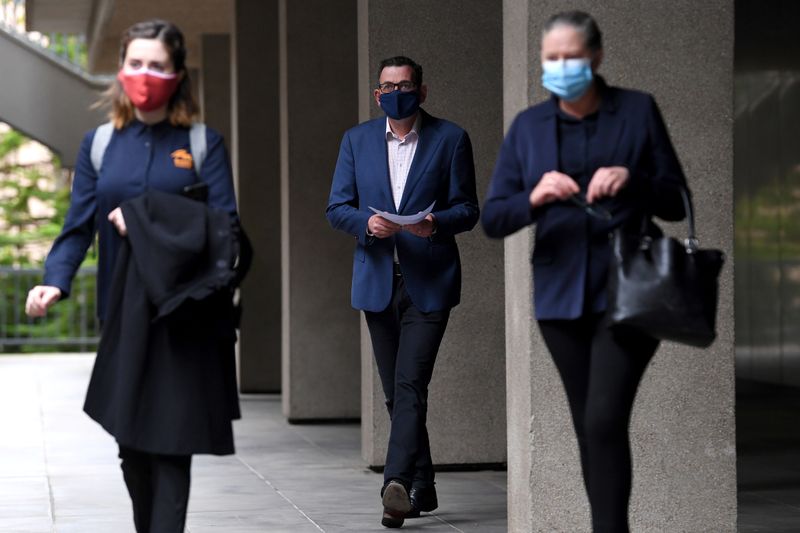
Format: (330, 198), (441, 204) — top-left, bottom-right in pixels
(89, 122), (207, 175)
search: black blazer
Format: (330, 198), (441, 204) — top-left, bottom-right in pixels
(84, 190), (244, 455)
(482, 78), (687, 319)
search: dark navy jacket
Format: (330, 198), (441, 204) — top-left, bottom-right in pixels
(327, 110), (479, 313)
(43, 120), (237, 320)
(481, 79), (687, 320)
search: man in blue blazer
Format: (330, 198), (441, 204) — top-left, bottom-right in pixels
(327, 56), (478, 528)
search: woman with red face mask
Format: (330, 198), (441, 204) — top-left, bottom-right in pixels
(25, 19), (242, 532)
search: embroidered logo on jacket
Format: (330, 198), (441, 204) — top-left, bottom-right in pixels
(171, 149), (194, 170)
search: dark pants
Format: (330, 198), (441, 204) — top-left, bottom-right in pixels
(364, 269), (450, 490)
(118, 445), (192, 533)
(538, 314), (659, 533)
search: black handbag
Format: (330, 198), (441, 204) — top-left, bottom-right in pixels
(606, 187), (725, 347)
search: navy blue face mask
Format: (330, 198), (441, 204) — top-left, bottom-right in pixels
(379, 90), (420, 120)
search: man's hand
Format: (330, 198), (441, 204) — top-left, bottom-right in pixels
(368, 215), (402, 238)
(25, 285), (62, 317)
(530, 171), (580, 208)
(404, 214), (436, 238)
(108, 207), (128, 236)
(587, 166), (630, 203)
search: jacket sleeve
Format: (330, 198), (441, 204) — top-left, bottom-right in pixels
(43, 130), (98, 299)
(481, 116), (542, 239)
(326, 131), (374, 246)
(635, 96), (688, 221)
(431, 130), (479, 237)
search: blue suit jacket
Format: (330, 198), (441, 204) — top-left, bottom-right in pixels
(482, 80), (687, 320)
(327, 110), (479, 313)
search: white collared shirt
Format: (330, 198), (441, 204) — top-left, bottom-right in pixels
(385, 115), (421, 211)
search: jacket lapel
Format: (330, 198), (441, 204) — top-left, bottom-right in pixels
(536, 100), (559, 182)
(589, 81), (625, 170)
(368, 118), (395, 213)
(398, 110), (442, 213)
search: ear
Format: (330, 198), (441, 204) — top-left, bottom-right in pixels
(591, 50), (603, 72)
(419, 84), (428, 105)
(374, 88), (382, 107)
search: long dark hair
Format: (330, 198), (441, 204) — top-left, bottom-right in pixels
(98, 19), (197, 128)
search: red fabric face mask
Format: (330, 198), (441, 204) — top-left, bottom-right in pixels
(117, 68), (180, 112)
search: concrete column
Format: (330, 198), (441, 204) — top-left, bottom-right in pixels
(279, 0), (361, 420)
(504, 2), (736, 531)
(358, 0), (506, 467)
(231, 0), (281, 392)
(199, 34), (232, 147)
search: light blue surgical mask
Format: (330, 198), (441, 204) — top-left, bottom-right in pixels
(541, 58), (593, 102)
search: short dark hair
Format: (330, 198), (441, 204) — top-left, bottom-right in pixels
(378, 56), (423, 86)
(543, 11), (603, 52)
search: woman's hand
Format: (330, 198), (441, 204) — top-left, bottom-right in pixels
(587, 166), (630, 203)
(108, 207), (128, 236)
(530, 171), (580, 208)
(25, 285), (62, 317)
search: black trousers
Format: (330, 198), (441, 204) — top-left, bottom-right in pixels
(364, 269), (450, 490)
(118, 445), (192, 533)
(537, 314), (659, 533)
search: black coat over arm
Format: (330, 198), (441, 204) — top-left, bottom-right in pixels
(84, 190), (246, 456)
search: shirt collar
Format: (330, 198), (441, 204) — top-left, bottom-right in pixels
(385, 113), (421, 142)
(544, 75), (617, 118)
(129, 118), (171, 137)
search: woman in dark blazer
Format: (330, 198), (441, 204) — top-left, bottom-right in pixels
(482, 11), (687, 533)
(25, 19), (240, 533)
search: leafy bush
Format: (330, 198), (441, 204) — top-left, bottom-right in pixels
(0, 125), (98, 353)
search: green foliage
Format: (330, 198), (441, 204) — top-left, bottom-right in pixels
(47, 33), (89, 69)
(0, 126), (98, 353)
(0, 129), (25, 159)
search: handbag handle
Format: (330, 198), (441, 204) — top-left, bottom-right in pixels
(636, 184), (697, 253)
(679, 186), (699, 253)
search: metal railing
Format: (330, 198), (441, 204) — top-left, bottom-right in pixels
(0, 0), (89, 69)
(0, 267), (100, 352)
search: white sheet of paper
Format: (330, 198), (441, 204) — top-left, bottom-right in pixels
(368, 201), (435, 225)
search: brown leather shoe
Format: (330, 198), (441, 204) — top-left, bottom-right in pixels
(381, 480), (412, 528)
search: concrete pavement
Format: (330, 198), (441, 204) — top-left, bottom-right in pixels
(0, 355), (507, 533)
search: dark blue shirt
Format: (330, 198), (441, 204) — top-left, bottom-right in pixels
(44, 119), (237, 320)
(556, 108), (606, 315)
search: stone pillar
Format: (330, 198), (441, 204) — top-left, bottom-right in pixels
(279, 0), (361, 420)
(231, 0), (281, 392)
(358, 0), (506, 467)
(504, 2), (737, 531)
(199, 34), (232, 147)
